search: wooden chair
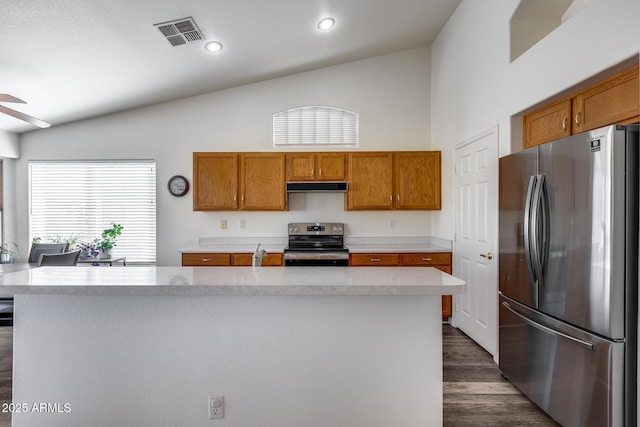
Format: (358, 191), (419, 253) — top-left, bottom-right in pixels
(37, 250), (80, 266)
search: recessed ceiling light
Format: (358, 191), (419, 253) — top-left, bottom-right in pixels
(317, 17), (335, 31)
(204, 41), (223, 52)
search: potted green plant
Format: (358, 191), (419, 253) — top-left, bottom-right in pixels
(32, 234), (78, 250)
(0, 241), (18, 264)
(95, 223), (123, 260)
(49, 234), (78, 250)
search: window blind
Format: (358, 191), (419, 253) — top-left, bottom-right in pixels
(29, 161), (156, 264)
(273, 106), (358, 146)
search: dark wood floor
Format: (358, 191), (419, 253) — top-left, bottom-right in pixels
(0, 326), (11, 427)
(0, 324), (558, 427)
(443, 324), (560, 426)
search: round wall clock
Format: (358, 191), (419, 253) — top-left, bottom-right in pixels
(168, 175), (189, 197)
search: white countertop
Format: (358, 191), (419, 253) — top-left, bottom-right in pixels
(179, 243), (450, 253)
(180, 243), (288, 253)
(0, 266), (465, 297)
(179, 236), (452, 254)
(179, 237), (287, 253)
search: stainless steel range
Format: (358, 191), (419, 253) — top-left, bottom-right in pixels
(284, 222), (349, 266)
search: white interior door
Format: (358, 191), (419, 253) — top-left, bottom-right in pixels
(453, 126), (498, 359)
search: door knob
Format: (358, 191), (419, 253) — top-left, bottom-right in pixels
(480, 252), (493, 260)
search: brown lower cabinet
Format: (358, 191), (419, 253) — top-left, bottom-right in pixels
(182, 252), (283, 266)
(349, 252), (453, 320)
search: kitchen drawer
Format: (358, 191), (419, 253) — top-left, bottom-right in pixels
(349, 253), (400, 266)
(231, 253), (283, 266)
(401, 252), (451, 266)
(182, 253), (230, 266)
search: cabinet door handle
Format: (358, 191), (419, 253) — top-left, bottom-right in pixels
(201, 258), (212, 262)
(422, 258), (433, 261)
(562, 117), (568, 131)
(574, 112), (582, 126)
(389, 195), (392, 202)
(396, 194), (400, 202)
(233, 195), (237, 202)
(370, 258), (381, 262)
(318, 168), (322, 177)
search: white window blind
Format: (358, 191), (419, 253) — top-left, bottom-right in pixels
(29, 161), (156, 264)
(273, 106), (358, 146)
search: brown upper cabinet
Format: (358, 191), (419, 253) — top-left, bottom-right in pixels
(286, 153), (346, 181)
(523, 98), (572, 149)
(346, 152), (394, 210)
(524, 64), (639, 148)
(346, 151), (441, 210)
(572, 65), (639, 133)
(193, 152), (287, 211)
(193, 152), (239, 210)
(194, 150), (440, 211)
(241, 153), (287, 210)
(395, 151), (441, 210)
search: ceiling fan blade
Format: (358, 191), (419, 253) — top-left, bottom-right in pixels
(0, 94), (26, 104)
(0, 105), (51, 128)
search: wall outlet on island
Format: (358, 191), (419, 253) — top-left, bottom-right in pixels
(208, 395), (224, 419)
(219, 219), (227, 230)
(389, 220), (396, 228)
(240, 219), (245, 229)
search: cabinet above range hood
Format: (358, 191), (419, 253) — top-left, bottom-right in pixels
(286, 182), (348, 193)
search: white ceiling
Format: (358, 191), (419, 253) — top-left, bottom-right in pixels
(0, 0), (461, 134)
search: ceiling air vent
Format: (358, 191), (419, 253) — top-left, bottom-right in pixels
(153, 17), (203, 47)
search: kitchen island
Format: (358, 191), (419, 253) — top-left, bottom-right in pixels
(1, 266), (464, 427)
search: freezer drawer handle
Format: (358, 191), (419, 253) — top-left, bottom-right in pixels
(502, 302), (595, 351)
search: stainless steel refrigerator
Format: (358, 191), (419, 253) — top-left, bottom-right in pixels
(499, 124), (638, 427)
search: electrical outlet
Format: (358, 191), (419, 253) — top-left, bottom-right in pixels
(208, 395), (224, 419)
(220, 219), (227, 230)
(239, 219), (245, 229)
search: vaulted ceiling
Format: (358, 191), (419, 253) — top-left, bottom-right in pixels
(1, 0), (461, 134)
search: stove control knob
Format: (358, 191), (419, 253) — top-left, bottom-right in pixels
(289, 226), (298, 233)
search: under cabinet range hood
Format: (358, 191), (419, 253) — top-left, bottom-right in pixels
(286, 182), (348, 193)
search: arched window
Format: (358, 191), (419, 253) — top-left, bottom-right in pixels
(273, 106), (358, 147)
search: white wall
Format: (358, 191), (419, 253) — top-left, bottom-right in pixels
(13, 293), (442, 426)
(430, 0), (640, 240)
(16, 47), (432, 265)
(0, 131), (19, 159)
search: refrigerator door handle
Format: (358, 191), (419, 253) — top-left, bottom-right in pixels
(538, 176), (550, 276)
(502, 301), (595, 351)
(530, 174), (546, 290)
(524, 175), (538, 298)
